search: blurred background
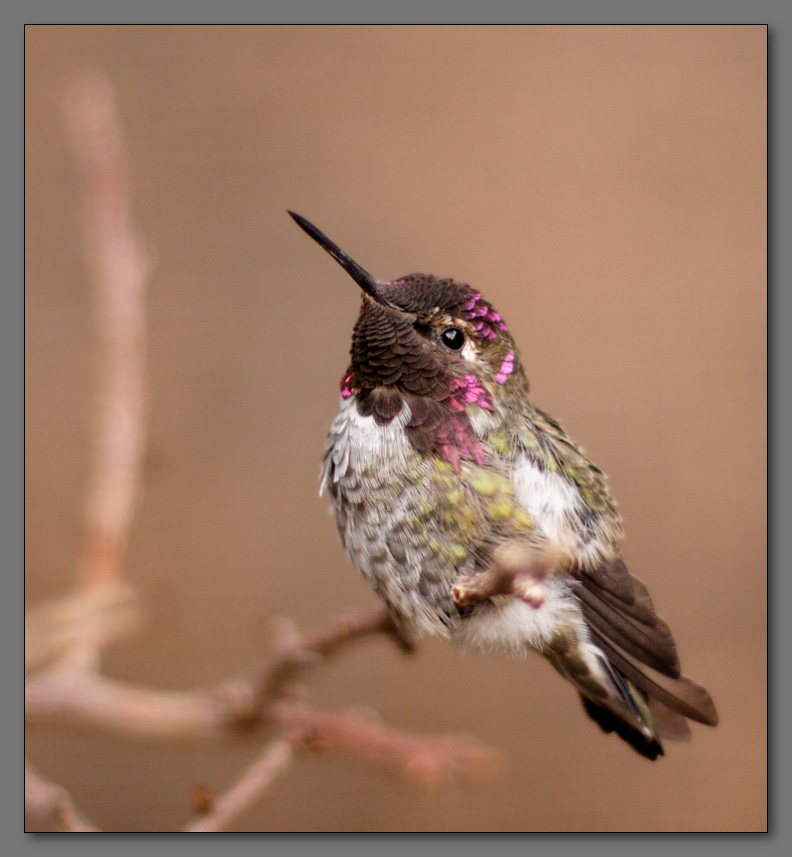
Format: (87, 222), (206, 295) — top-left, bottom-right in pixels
(25, 25), (766, 832)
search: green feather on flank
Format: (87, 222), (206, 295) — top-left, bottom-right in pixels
(420, 454), (539, 562)
(487, 430), (512, 456)
(507, 410), (620, 524)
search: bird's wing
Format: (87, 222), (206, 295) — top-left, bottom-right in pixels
(573, 557), (719, 728)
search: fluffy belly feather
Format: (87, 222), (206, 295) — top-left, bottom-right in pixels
(451, 577), (585, 654)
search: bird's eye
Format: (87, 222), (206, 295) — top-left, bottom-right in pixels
(441, 327), (465, 350)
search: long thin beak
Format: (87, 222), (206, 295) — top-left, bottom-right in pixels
(288, 211), (398, 309)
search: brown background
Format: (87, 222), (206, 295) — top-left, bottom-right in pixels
(25, 25), (766, 832)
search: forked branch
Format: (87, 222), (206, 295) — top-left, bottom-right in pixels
(24, 74), (500, 833)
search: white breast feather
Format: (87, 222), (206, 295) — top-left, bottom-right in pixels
(321, 397), (413, 493)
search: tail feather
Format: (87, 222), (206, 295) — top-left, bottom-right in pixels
(579, 673), (691, 758)
(552, 645), (666, 759)
(648, 698), (693, 742)
(580, 695), (664, 760)
(589, 627), (719, 727)
(554, 634), (711, 759)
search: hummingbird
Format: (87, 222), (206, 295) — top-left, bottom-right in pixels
(289, 211), (718, 760)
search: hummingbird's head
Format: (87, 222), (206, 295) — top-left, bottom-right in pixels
(290, 213), (528, 468)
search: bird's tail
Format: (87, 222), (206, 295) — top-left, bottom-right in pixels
(548, 640), (717, 761)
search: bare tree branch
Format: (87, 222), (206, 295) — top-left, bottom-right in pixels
(183, 733), (304, 832)
(25, 607), (416, 740)
(183, 704), (501, 832)
(25, 581), (140, 674)
(25, 73), (502, 832)
(64, 72), (150, 604)
(257, 605), (414, 705)
(25, 761), (100, 832)
(25, 669), (499, 793)
(269, 703), (502, 788)
(25, 606), (500, 788)
(26, 669), (234, 741)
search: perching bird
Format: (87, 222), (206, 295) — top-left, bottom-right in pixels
(290, 212), (718, 759)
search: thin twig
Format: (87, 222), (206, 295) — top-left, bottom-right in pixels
(183, 733), (305, 832)
(183, 701), (501, 832)
(258, 605), (414, 704)
(300, 605), (416, 656)
(270, 703), (502, 787)
(25, 760), (100, 832)
(452, 542), (567, 610)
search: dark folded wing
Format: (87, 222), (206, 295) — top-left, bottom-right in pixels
(574, 557), (718, 727)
